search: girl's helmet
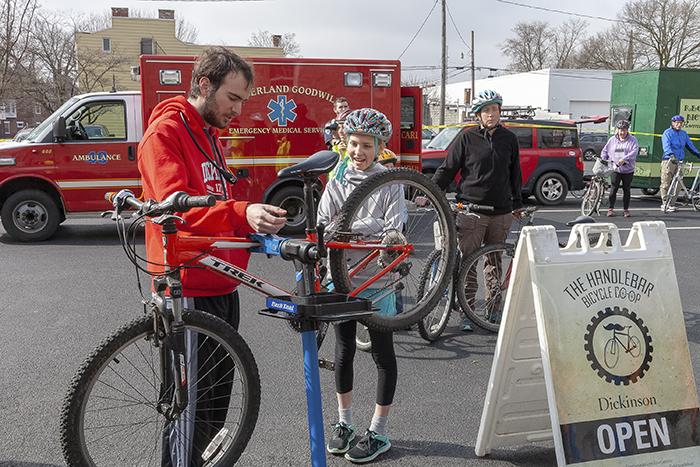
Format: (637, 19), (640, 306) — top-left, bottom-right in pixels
(470, 89), (503, 114)
(343, 108), (392, 142)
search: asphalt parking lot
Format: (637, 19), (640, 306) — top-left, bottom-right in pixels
(1, 190), (699, 466)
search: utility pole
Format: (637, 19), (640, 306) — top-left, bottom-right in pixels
(470, 30), (475, 105)
(625, 32), (634, 70)
(440, 0), (447, 126)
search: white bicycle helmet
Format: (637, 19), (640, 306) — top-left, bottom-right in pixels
(471, 90), (503, 114)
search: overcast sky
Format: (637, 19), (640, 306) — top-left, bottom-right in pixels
(58, 0), (627, 83)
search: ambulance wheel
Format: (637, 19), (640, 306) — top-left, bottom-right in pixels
(1, 189), (60, 242)
(269, 186), (306, 235)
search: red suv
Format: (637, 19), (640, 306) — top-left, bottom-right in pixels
(421, 120), (585, 205)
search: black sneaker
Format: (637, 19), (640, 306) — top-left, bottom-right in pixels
(327, 422), (355, 454)
(344, 430), (391, 463)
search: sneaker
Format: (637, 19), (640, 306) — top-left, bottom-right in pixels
(327, 422), (356, 454)
(623, 210), (631, 218)
(344, 430), (391, 463)
(607, 209), (615, 217)
(668, 206), (677, 212)
(460, 316), (473, 332)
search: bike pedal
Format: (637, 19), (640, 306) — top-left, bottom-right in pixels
(318, 358), (335, 371)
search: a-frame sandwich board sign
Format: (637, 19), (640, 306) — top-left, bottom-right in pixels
(475, 221), (700, 466)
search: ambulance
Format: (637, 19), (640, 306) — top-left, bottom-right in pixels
(0, 55), (422, 241)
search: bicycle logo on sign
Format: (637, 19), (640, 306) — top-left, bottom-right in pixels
(583, 306), (654, 385)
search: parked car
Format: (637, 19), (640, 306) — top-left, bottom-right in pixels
(579, 132), (609, 160)
(12, 127), (34, 142)
(422, 120), (585, 205)
(421, 128), (436, 148)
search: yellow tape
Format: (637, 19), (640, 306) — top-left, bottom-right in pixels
(424, 122), (602, 131)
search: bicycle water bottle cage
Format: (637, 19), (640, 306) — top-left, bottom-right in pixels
(277, 150), (339, 178)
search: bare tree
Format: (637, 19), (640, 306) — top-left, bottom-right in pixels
(576, 29), (641, 70)
(623, 0), (700, 67)
(0, 0), (37, 100)
(176, 17), (198, 43)
(248, 30), (301, 57)
(502, 21), (553, 72)
(552, 19), (588, 68)
(19, 11), (78, 113)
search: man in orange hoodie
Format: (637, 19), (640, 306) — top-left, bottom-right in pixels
(138, 46), (286, 466)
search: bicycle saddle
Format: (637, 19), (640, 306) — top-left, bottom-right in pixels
(278, 150), (339, 178)
(566, 215), (596, 227)
(603, 323), (625, 331)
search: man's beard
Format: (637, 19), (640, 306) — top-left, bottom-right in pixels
(202, 92), (226, 129)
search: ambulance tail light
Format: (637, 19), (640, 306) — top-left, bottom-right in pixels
(344, 72), (363, 87)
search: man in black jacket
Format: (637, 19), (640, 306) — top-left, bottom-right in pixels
(432, 89), (523, 331)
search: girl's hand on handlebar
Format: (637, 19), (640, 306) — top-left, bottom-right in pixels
(246, 204), (287, 234)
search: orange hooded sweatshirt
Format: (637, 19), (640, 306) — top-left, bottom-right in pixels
(138, 96), (252, 296)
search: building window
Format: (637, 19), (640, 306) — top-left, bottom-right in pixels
(3, 122), (10, 135)
(141, 38), (156, 55)
(16, 121), (24, 129)
(102, 37), (111, 52)
(34, 103), (42, 115)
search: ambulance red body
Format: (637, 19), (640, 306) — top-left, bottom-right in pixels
(0, 55), (422, 241)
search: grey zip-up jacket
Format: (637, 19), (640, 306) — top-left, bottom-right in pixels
(317, 163), (405, 236)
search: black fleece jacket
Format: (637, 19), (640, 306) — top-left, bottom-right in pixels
(432, 125), (523, 215)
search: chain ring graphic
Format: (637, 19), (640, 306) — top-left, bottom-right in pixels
(583, 306), (653, 385)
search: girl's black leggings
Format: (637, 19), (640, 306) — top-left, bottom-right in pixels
(609, 172), (634, 210)
(334, 320), (397, 406)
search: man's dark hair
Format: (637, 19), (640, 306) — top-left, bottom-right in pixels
(334, 97), (348, 106)
(189, 46), (254, 98)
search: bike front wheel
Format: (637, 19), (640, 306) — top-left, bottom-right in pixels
(456, 243), (515, 333)
(693, 195), (700, 212)
(60, 310), (261, 467)
(417, 249), (453, 342)
(328, 168), (457, 332)
(581, 182), (601, 216)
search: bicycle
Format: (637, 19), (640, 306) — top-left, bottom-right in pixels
(416, 206), (539, 341)
(59, 150), (457, 467)
(602, 323), (641, 369)
(662, 160), (700, 213)
(580, 156), (612, 216)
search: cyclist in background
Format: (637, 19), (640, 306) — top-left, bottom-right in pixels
(660, 115), (700, 212)
(431, 89), (524, 332)
(138, 46), (286, 466)
(377, 148), (398, 168)
(317, 108), (402, 464)
(601, 120), (638, 218)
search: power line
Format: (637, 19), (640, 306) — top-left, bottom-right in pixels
(445, 1), (471, 52)
(495, 0), (625, 23)
(398, 0), (439, 60)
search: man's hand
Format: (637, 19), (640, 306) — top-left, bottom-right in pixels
(617, 160), (627, 166)
(246, 204), (287, 234)
(512, 207), (526, 218)
(415, 196), (429, 207)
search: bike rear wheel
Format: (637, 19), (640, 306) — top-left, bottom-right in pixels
(417, 249), (453, 342)
(456, 243), (515, 333)
(60, 310), (260, 467)
(328, 168), (457, 332)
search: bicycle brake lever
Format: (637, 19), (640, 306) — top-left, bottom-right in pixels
(152, 214), (186, 226)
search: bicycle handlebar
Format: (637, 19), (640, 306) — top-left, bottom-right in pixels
(105, 190), (215, 216)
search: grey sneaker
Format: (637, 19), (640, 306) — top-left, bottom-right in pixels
(327, 422), (355, 454)
(344, 430), (391, 463)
